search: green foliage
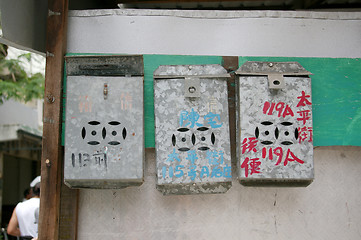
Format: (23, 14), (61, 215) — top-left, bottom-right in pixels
(0, 45), (45, 104)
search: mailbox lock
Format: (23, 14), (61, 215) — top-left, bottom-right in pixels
(103, 83), (108, 100)
(184, 77), (201, 98)
(273, 80), (280, 85)
(268, 74), (285, 89)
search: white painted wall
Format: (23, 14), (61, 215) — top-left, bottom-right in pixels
(67, 10), (361, 240)
(0, 99), (42, 141)
(67, 10), (361, 58)
(0, 100), (38, 127)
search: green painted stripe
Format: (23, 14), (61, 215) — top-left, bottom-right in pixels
(239, 57), (361, 146)
(63, 54), (361, 147)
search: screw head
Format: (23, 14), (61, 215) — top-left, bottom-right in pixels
(268, 62), (274, 67)
(188, 86), (196, 93)
(46, 94), (55, 103)
(45, 159), (51, 167)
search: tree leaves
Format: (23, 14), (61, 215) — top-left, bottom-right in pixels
(0, 44), (44, 104)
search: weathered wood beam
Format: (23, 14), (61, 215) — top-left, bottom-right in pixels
(118, 0), (285, 3)
(38, 0), (74, 239)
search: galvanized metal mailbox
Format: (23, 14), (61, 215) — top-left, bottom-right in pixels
(64, 55), (144, 189)
(236, 62), (314, 186)
(154, 64), (232, 195)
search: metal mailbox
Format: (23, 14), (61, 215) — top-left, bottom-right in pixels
(64, 55), (144, 189)
(236, 62), (314, 186)
(154, 64), (232, 195)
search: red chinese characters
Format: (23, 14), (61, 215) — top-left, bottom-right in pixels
(296, 91), (313, 142)
(296, 91), (312, 107)
(241, 90), (312, 178)
(298, 126), (313, 143)
(241, 157), (261, 177)
(241, 137), (258, 154)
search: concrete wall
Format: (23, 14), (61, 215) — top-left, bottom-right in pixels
(0, 100), (38, 127)
(77, 147), (361, 240)
(67, 10), (361, 240)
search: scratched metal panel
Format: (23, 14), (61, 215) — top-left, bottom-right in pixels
(237, 73), (314, 186)
(154, 65), (232, 195)
(66, 55), (144, 76)
(64, 75), (144, 189)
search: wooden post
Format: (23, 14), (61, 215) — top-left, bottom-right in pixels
(0, 152), (3, 227)
(38, 0), (77, 239)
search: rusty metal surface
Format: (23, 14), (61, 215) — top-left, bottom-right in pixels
(154, 64), (232, 194)
(64, 56), (144, 189)
(65, 55), (144, 76)
(237, 62), (313, 186)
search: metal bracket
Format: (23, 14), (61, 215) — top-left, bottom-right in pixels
(236, 61), (312, 90)
(46, 51), (54, 58)
(48, 9), (61, 17)
(268, 73), (285, 89)
(184, 77), (201, 98)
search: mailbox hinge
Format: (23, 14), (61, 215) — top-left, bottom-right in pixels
(236, 61), (312, 90)
(154, 64), (231, 98)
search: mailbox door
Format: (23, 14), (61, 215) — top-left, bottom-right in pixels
(64, 56), (144, 188)
(154, 65), (232, 195)
(237, 62), (314, 186)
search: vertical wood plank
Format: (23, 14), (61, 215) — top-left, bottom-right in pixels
(38, 0), (72, 239)
(0, 152), (3, 227)
(59, 184), (78, 240)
